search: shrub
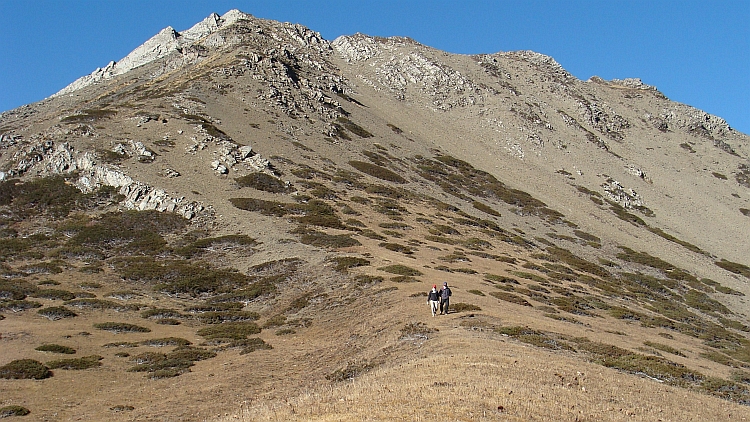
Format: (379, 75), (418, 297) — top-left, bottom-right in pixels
(0, 405), (31, 417)
(0, 359), (51, 379)
(276, 328), (296, 335)
(32, 289), (76, 301)
(263, 314), (287, 328)
(141, 337), (192, 347)
(235, 173), (290, 193)
(175, 234), (257, 258)
(37, 306), (78, 321)
(349, 161), (406, 184)
(46, 355), (103, 370)
(378, 265), (422, 276)
(489, 291), (532, 307)
(197, 322), (261, 340)
(379, 242), (415, 255)
(329, 256), (370, 272)
(214, 338), (273, 355)
(0, 300), (42, 312)
(64, 299), (134, 311)
(451, 303), (482, 312)
(35, 344), (76, 354)
(336, 117), (373, 138)
(93, 322), (151, 333)
(715, 260), (750, 279)
(0, 280), (41, 301)
(400, 322), (436, 340)
(194, 311), (260, 324)
(299, 230), (361, 249)
(467, 290), (485, 296)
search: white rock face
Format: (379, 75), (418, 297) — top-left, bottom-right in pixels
(52, 10), (254, 97)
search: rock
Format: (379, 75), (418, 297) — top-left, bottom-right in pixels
(238, 145), (253, 159)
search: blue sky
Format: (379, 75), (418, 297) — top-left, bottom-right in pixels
(1, 1), (748, 134)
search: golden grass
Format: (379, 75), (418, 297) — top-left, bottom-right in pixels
(219, 333), (746, 421)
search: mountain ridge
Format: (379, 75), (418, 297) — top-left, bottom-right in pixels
(1, 10), (750, 420)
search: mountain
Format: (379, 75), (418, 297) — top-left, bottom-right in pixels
(1, 10), (749, 420)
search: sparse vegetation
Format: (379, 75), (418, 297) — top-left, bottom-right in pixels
(35, 344), (76, 354)
(0, 405), (31, 417)
(93, 322), (151, 333)
(349, 161), (406, 184)
(46, 355), (103, 370)
(235, 173), (290, 193)
(0, 359), (51, 379)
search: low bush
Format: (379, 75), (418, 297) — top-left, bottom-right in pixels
(32, 289), (75, 301)
(0, 359), (51, 379)
(194, 311), (260, 324)
(400, 322), (436, 340)
(235, 173), (290, 193)
(349, 161), (406, 184)
(141, 337), (192, 347)
(37, 306), (77, 321)
(467, 290), (485, 296)
(46, 355), (103, 370)
(197, 322), (261, 340)
(93, 322), (151, 333)
(378, 265), (422, 277)
(379, 242), (415, 254)
(0, 405), (31, 417)
(451, 303), (482, 312)
(0, 300), (42, 312)
(329, 256), (370, 272)
(299, 230), (361, 249)
(35, 344), (76, 354)
(489, 291), (532, 307)
(212, 338), (273, 355)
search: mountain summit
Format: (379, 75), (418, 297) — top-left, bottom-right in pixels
(1, 10), (749, 421)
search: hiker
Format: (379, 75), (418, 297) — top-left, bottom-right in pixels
(427, 284), (440, 317)
(439, 282), (452, 315)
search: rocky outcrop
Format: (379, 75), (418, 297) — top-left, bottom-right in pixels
(333, 34), (484, 110)
(52, 10), (254, 97)
(3, 138), (207, 219)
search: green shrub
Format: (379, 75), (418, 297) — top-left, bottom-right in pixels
(329, 256), (370, 272)
(64, 299), (134, 311)
(197, 322), (261, 340)
(0, 300), (42, 312)
(467, 289), (485, 296)
(400, 322), (436, 340)
(263, 314), (287, 328)
(0, 280), (38, 300)
(378, 265), (422, 276)
(276, 328), (296, 335)
(391, 276), (419, 283)
(0, 405), (31, 417)
(489, 291), (532, 307)
(299, 230), (361, 249)
(349, 161), (406, 184)
(379, 242), (415, 255)
(175, 234), (257, 258)
(336, 117), (373, 138)
(103, 342), (140, 349)
(194, 311), (260, 324)
(0, 359), (51, 379)
(93, 322), (151, 333)
(715, 260), (750, 279)
(235, 173), (290, 193)
(32, 289), (75, 301)
(46, 355), (103, 370)
(35, 344), (76, 354)
(451, 303), (482, 312)
(140, 337), (192, 347)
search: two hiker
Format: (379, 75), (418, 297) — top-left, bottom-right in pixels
(427, 282), (452, 316)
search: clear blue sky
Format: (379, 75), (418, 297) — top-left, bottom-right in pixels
(1, 0), (748, 134)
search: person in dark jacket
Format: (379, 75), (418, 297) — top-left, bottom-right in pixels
(439, 282), (452, 315)
(427, 284), (440, 317)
